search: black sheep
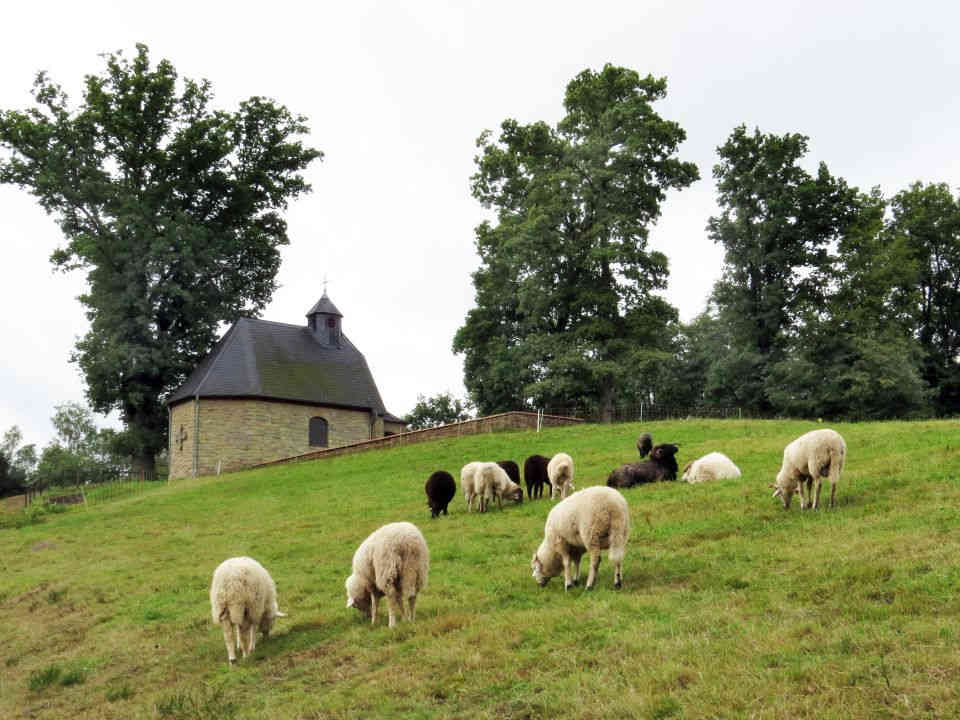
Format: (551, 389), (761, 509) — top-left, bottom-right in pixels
(425, 470), (456, 518)
(523, 454), (552, 500)
(636, 432), (653, 458)
(497, 460), (521, 487)
(607, 443), (680, 488)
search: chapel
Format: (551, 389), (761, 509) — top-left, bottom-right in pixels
(166, 293), (405, 478)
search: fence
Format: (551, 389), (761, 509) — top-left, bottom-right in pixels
(542, 405), (750, 424)
(22, 470), (168, 510)
(253, 410), (583, 469)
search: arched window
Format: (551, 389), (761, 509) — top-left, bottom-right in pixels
(309, 417), (329, 447)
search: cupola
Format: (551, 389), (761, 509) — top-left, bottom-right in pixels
(306, 292), (343, 347)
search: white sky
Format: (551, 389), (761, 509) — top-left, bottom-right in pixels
(1, 0), (958, 450)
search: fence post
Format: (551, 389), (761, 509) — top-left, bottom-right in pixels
(640, 402), (644, 424)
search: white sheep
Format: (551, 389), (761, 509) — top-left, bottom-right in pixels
(346, 521), (429, 628)
(209, 556), (286, 664)
(682, 452), (742, 484)
(461, 461), (481, 511)
(547, 452), (575, 499)
(531, 486), (629, 591)
(771, 428), (847, 510)
(474, 461), (524, 512)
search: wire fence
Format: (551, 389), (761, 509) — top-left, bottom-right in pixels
(541, 404), (752, 424)
(24, 469), (168, 510)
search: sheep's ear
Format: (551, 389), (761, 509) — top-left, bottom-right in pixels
(346, 597), (355, 608)
(276, 610), (288, 618)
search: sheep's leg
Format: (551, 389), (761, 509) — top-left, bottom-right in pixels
(221, 621), (237, 663)
(613, 558), (623, 589)
(813, 477), (823, 510)
(497, 493), (503, 511)
(585, 552), (602, 590)
(562, 554), (573, 591)
(407, 594), (417, 622)
(246, 623), (257, 656)
(386, 591), (402, 628)
(370, 593), (378, 626)
(830, 480), (837, 509)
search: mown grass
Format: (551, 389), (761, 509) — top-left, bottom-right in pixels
(1, 419), (958, 719)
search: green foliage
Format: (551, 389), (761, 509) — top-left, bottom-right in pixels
(156, 686), (237, 720)
(0, 45), (322, 471)
(886, 182), (960, 413)
(0, 426), (34, 496)
(32, 402), (124, 489)
(403, 392), (473, 429)
(27, 665), (61, 691)
(455, 65), (698, 416)
(707, 125), (862, 411)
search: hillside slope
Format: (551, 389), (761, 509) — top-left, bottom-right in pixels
(2, 419), (959, 719)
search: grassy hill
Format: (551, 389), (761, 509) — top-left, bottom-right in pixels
(1, 419), (958, 719)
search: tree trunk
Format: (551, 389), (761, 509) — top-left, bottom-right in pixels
(131, 453), (156, 481)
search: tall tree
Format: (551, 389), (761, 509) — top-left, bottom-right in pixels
(454, 65), (698, 417)
(0, 45), (322, 472)
(707, 125), (860, 410)
(886, 182), (960, 413)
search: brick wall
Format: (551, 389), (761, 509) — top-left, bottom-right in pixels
(168, 398), (378, 479)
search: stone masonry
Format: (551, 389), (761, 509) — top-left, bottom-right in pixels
(169, 398), (380, 479)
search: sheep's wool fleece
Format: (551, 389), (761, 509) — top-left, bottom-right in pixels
(351, 522), (429, 595)
(683, 452), (741, 484)
(778, 428), (846, 490)
(210, 557), (278, 626)
(544, 486), (629, 551)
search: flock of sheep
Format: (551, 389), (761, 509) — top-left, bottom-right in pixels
(209, 427), (847, 664)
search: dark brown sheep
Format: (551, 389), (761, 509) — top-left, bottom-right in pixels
(608, 443), (680, 488)
(425, 470), (456, 518)
(523, 454), (552, 500)
(497, 460), (521, 487)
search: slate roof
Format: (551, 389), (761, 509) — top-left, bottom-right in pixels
(167, 317), (389, 413)
(307, 294), (342, 318)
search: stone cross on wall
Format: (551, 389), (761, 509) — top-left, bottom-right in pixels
(177, 425), (188, 452)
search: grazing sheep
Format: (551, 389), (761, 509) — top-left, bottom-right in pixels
(425, 470), (456, 518)
(636, 432), (653, 458)
(531, 486), (629, 591)
(461, 461), (482, 511)
(607, 443), (681, 488)
(523, 454), (552, 500)
(682, 452), (741, 484)
(771, 429), (847, 510)
(346, 522), (429, 628)
(547, 452), (575, 499)
(497, 460), (521, 486)
(475, 461), (524, 512)
(210, 557), (286, 664)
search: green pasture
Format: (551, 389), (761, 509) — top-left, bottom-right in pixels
(1, 419), (958, 719)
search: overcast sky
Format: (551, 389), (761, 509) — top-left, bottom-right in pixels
(2, 0), (958, 451)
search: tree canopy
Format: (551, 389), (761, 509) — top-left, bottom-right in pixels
(403, 393), (473, 430)
(454, 65), (698, 417)
(0, 45), (322, 470)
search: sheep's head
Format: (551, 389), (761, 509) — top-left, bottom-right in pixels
(681, 462), (693, 483)
(531, 540), (562, 586)
(260, 604), (287, 636)
(770, 473), (796, 509)
(510, 486), (524, 504)
(637, 433), (653, 458)
(345, 575), (371, 616)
